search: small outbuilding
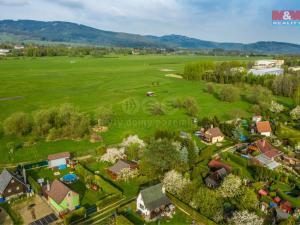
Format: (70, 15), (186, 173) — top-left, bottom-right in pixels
(256, 121), (272, 136)
(48, 152), (71, 169)
(107, 160), (138, 180)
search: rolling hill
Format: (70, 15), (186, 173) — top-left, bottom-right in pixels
(1, 19), (300, 54)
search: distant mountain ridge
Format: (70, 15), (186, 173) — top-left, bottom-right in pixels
(1, 19), (300, 54)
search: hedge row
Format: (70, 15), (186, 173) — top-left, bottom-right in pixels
(167, 193), (217, 225)
(63, 207), (86, 225)
(226, 152), (248, 167)
(115, 215), (134, 225)
(28, 176), (42, 194)
(75, 164), (122, 195)
(96, 193), (122, 209)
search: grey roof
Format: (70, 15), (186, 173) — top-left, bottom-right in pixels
(0, 169), (25, 193)
(140, 183), (171, 211)
(205, 176), (219, 188)
(107, 160), (134, 175)
(216, 168), (227, 179)
(275, 207), (289, 220)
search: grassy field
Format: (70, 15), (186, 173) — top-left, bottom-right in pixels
(0, 55), (260, 165)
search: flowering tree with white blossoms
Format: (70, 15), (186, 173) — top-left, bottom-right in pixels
(290, 105), (300, 120)
(270, 101), (284, 113)
(218, 174), (242, 198)
(163, 170), (190, 196)
(100, 147), (126, 164)
(121, 135), (145, 148)
(229, 210), (264, 225)
(117, 168), (139, 182)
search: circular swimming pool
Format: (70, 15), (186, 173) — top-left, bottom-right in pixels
(62, 174), (78, 183)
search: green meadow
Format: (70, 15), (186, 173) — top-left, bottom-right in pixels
(0, 55), (261, 164)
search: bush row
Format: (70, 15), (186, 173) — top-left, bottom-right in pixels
(63, 207), (86, 225)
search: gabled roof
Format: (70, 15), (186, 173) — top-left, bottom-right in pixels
(48, 152), (70, 161)
(0, 169), (26, 194)
(45, 179), (76, 204)
(205, 127), (224, 138)
(140, 183), (170, 211)
(255, 139), (274, 153)
(205, 176), (219, 188)
(264, 149), (282, 159)
(256, 121), (272, 133)
(208, 159), (232, 172)
(107, 160), (136, 175)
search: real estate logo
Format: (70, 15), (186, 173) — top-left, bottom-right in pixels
(272, 10), (300, 25)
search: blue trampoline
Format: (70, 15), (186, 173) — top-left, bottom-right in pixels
(62, 174), (78, 183)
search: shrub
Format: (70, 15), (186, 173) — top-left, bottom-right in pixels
(227, 153), (248, 167)
(28, 176), (42, 194)
(63, 207), (86, 225)
(219, 85), (240, 102)
(115, 215), (134, 225)
(3, 112), (32, 136)
(96, 194), (122, 209)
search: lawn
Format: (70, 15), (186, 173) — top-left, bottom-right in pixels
(273, 182), (300, 208)
(120, 201), (193, 225)
(27, 166), (107, 208)
(0, 55), (262, 165)
(277, 124), (300, 146)
(82, 159), (151, 198)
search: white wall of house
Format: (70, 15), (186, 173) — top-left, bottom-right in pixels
(260, 132), (271, 137)
(48, 158), (68, 168)
(211, 136), (224, 144)
(136, 193), (150, 216)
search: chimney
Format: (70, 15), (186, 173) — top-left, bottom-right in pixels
(262, 140), (266, 147)
(22, 167), (27, 185)
(162, 186), (166, 194)
(47, 180), (51, 192)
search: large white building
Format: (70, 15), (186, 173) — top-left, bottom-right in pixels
(0, 49), (10, 56)
(248, 68), (284, 76)
(253, 60), (284, 69)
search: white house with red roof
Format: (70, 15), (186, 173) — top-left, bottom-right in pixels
(256, 121), (272, 136)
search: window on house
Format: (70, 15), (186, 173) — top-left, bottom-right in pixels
(11, 180), (14, 183)
(139, 204), (144, 210)
(8, 189), (11, 193)
(16, 186), (20, 191)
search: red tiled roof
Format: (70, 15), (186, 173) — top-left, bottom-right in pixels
(208, 159), (231, 172)
(264, 149), (282, 159)
(48, 152), (70, 161)
(256, 121), (272, 133)
(205, 127), (224, 138)
(273, 197), (281, 203)
(45, 179), (76, 204)
(255, 139), (274, 153)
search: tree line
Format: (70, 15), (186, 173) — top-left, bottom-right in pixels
(183, 60), (300, 100)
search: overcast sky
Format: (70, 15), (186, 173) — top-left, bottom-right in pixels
(0, 0), (300, 44)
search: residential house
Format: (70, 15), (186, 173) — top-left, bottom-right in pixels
(205, 168), (228, 188)
(0, 169), (28, 201)
(254, 139), (283, 160)
(43, 179), (79, 215)
(48, 152), (71, 169)
(107, 160), (138, 180)
(256, 121), (272, 136)
(136, 183), (173, 221)
(202, 127), (224, 144)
